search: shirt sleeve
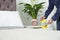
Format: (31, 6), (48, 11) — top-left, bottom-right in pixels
(52, 8), (60, 21)
(45, 0), (54, 19)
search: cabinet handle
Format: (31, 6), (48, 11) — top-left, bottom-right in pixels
(7, 5), (9, 8)
(3, 0), (5, 2)
(0, 4), (1, 8)
(11, 0), (13, 2)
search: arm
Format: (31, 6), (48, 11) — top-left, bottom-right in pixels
(52, 8), (60, 21)
(45, 0), (54, 19)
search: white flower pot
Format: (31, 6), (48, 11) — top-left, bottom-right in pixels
(31, 19), (37, 26)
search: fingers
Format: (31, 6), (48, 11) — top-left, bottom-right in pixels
(40, 16), (53, 24)
(40, 16), (45, 21)
(47, 19), (53, 24)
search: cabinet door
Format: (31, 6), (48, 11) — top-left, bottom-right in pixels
(0, 4), (6, 10)
(0, 0), (16, 11)
(0, 0), (2, 3)
(1, 0), (10, 3)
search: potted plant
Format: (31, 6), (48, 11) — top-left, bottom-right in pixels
(19, 1), (45, 26)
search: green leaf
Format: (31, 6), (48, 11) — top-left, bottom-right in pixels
(24, 4), (33, 11)
(18, 3), (24, 5)
(39, 2), (45, 5)
(18, 2), (45, 19)
(22, 9), (28, 13)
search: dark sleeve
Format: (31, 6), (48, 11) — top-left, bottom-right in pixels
(52, 8), (60, 21)
(45, 0), (54, 19)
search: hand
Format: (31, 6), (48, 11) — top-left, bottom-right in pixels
(40, 16), (45, 21)
(47, 19), (53, 24)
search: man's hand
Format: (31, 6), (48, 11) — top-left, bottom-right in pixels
(47, 19), (53, 24)
(40, 16), (45, 21)
(40, 16), (53, 24)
